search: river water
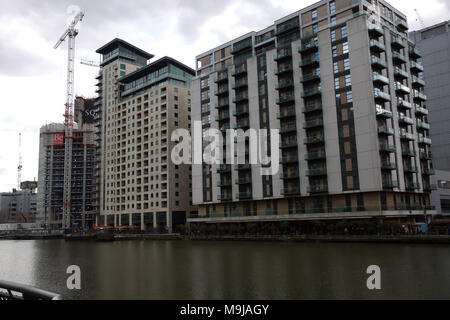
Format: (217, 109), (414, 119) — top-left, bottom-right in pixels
(0, 240), (449, 300)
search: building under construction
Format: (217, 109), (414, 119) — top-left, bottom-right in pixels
(36, 110), (96, 229)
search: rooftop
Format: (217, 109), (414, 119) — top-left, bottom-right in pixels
(95, 38), (154, 60)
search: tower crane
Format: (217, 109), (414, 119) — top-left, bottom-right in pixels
(80, 59), (100, 68)
(414, 9), (426, 28)
(54, 9), (84, 230)
(17, 133), (22, 190)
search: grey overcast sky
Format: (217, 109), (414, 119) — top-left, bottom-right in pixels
(0, 0), (449, 192)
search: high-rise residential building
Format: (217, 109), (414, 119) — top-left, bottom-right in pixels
(190, 0), (436, 229)
(94, 39), (196, 232)
(410, 21), (450, 172)
(0, 184), (37, 224)
(94, 38), (154, 222)
(36, 123), (96, 229)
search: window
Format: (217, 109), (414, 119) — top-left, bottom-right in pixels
(120, 64), (126, 70)
(332, 45), (337, 57)
(331, 16), (337, 26)
(343, 42), (349, 54)
(331, 30), (337, 41)
(345, 74), (351, 87)
(347, 91), (353, 103)
(335, 77), (340, 89)
(312, 23), (318, 33)
(333, 62), (339, 73)
(344, 58), (350, 70)
(341, 26), (348, 38)
(330, 1), (336, 14)
(312, 9), (318, 20)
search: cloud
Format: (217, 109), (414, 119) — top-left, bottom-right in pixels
(0, 169), (6, 175)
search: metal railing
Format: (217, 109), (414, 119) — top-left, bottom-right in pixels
(0, 280), (63, 300)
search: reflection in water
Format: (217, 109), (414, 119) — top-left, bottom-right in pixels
(0, 240), (449, 300)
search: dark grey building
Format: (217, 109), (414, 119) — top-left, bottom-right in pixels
(410, 21), (450, 171)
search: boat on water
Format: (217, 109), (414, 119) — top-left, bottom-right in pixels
(0, 280), (62, 300)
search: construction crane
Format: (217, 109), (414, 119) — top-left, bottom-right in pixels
(17, 133), (22, 190)
(54, 9), (84, 230)
(80, 59), (100, 67)
(414, 9), (426, 28)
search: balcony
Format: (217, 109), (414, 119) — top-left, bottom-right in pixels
(392, 52), (407, 64)
(412, 76), (425, 88)
(280, 123), (297, 134)
(276, 21), (299, 36)
(233, 119), (250, 129)
(231, 40), (252, 54)
(378, 127), (394, 135)
(300, 73), (320, 83)
(303, 118), (323, 129)
(394, 67), (409, 79)
(404, 166), (418, 173)
(305, 150), (326, 160)
(383, 180), (399, 188)
(232, 65), (247, 76)
(400, 131), (415, 141)
(420, 151), (432, 160)
(379, 143), (396, 153)
(299, 57), (320, 68)
(399, 114), (414, 125)
(277, 109), (296, 119)
(275, 64), (293, 75)
(232, 80), (248, 89)
(215, 100), (229, 109)
(216, 112), (230, 121)
(417, 120), (430, 130)
(217, 165), (231, 173)
(405, 183), (420, 190)
(306, 167), (327, 176)
(233, 93), (249, 103)
(395, 82), (411, 94)
(301, 87), (322, 98)
(373, 73), (389, 85)
(304, 135), (325, 144)
(397, 99), (412, 110)
(411, 61), (424, 72)
(275, 79), (294, 90)
(391, 37), (405, 49)
(302, 103), (323, 113)
(381, 162), (397, 170)
(370, 39), (386, 52)
(280, 155), (299, 164)
(368, 24), (384, 37)
(217, 180), (232, 187)
(280, 139), (298, 149)
(215, 87), (229, 96)
(409, 46), (422, 59)
(274, 50), (292, 61)
(280, 172), (300, 180)
(235, 164), (252, 171)
(422, 168), (435, 175)
(413, 91), (427, 101)
(415, 105), (429, 115)
(374, 90), (391, 102)
(371, 56), (387, 69)
(235, 177), (252, 185)
(298, 41), (318, 53)
(307, 185), (328, 194)
(281, 188), (301, 196)
(402, 149), (415, 157)
(396, 19), (409, 32)
(276, 93), (295, 104)
(233, 107), (249, 117)
(218, 194), (232, 201)
(219, 124), (230, 132)
(418, 137), (432, 145)
(215, 72), (228, 83)
(236, 192), (253, 200)
(376, 108), (393, 118)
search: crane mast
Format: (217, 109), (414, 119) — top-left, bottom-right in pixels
(17, 133), (22, 190)
(54, 10), (84, 230)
